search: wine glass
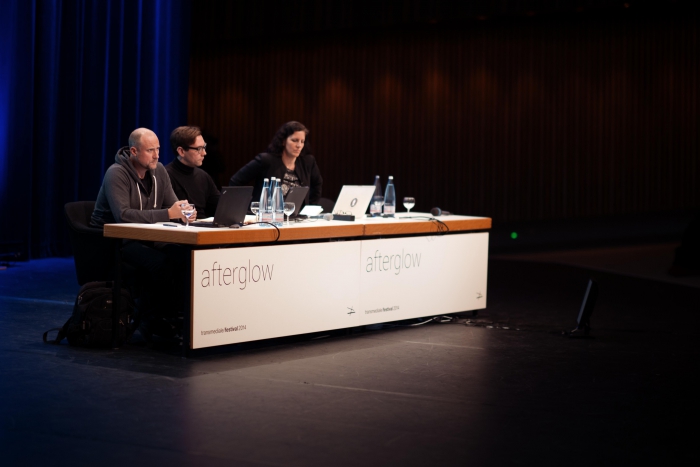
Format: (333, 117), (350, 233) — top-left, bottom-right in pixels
(403, 197), (415, 213)
(372, 196), (384, 217)
(283, 202), (295, 226)
(250, 201), (260, 222)
(180, 203), (195, 227)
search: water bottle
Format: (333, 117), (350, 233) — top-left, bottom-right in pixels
(260, 178), (272, 224)
(268, 178), (276, 224)
(383, 176), (396, 217)
(272, 180), (284, 226)
(370, 175), (382, 217)
(267, 178), (276, 211)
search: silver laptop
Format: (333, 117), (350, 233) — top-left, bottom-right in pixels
(332, 186), (376, 219)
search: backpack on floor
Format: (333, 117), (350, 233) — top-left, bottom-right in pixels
(43, 281), (136, 348)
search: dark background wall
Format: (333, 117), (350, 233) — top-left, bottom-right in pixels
(189, 0), (698, 222)
(1, 0), (697, 259)
(1, 0), (191, 259)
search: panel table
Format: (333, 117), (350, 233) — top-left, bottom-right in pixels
(104, 213), (491, 353)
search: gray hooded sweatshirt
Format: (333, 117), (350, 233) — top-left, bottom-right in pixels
(91, 147), (178, 227)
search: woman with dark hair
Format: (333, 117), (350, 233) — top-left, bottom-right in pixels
(229, 121), (323, 205)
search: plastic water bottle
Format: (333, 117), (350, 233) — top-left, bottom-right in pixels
(370, 175), (382, 217)
(260, 178), (272, 224)
(272, 180), (284, 226)
(383, 176), (396, 217)
(267, 178), (276, 212)
(268, 178), (275, 223)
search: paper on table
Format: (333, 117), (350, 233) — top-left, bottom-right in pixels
(300, 205), (323, 216)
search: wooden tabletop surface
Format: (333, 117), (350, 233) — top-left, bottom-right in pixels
(104, 213), (492, 245)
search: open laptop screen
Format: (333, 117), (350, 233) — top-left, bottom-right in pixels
(283, 186), (310, 217)
(193, 186), (253, 227)
(332, 186), (375, 219)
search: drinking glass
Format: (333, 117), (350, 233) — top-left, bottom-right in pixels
(372, 196), (384, 217)
(250, 201), (260, 222)
(283, 202), (295, 226)
(180, 203), (195, 227)
(403, 197), (415, 213)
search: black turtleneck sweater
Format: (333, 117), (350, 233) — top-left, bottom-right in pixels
(165, 158), (221, 218)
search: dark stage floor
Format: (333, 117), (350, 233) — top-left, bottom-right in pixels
(1, 243), (699, 466)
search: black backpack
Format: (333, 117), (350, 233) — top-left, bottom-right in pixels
(43, 281), (136, 347)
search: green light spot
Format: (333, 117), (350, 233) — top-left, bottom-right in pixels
(510, 232), (518, 240)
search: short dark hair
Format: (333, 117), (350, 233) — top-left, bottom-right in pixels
(170, 126), (202, 155)
(266, 121), (310, 155)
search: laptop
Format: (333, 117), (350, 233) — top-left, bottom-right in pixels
(283, 186), (309, 217)
(192, 186), (253, 228)
(332, 185), (376, 219)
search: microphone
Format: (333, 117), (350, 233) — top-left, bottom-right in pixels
(430, 207), (450, 216)
(310, 213), (355, 221)
(311, 213), (334, 221)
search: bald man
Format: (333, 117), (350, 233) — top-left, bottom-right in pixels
(90, 128), (193, 340)
(91, 127), (193, 226)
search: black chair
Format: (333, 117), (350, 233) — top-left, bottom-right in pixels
(64, 201), (117, 285)
(319, 197), (335, 213)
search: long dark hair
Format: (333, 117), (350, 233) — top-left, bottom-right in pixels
(266, 121), (312, 156)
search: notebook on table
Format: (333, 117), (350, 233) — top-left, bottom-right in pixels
(283, 186), (309, 218)
(332, 186), (376, 220)
(191, 186), (253, 228)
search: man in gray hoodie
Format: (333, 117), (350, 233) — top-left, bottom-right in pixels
(91, 128), (193, 340)
(91, 127), (192, 226)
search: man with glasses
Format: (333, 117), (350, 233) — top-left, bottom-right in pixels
(165, 126), (220, 218)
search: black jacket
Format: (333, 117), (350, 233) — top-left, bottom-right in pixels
(229, 152), (322, 205)
(165, 158), (220, 218)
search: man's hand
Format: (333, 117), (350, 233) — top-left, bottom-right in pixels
(168, 200), (197, 223)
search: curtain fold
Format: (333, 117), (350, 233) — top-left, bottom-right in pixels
(1, 0), (191, 259)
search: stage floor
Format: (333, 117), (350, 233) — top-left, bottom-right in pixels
(493, 241), (700, 289)
(1, 247), (698, 466)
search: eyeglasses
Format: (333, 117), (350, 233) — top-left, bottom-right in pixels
(185, 145), (207, 153)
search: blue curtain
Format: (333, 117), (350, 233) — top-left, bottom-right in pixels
(0, 0), (191, 259)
